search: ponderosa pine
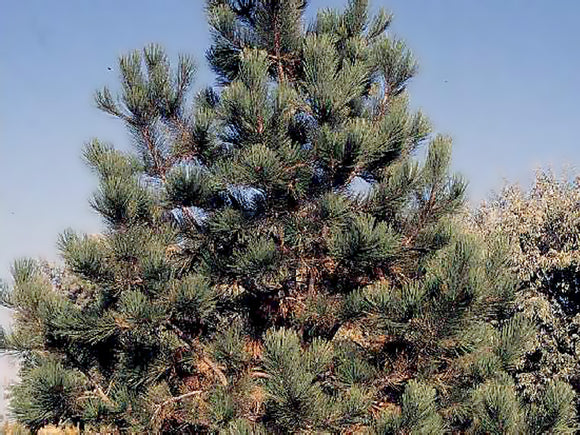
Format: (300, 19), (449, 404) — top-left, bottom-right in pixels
(1, 1), (576, 433)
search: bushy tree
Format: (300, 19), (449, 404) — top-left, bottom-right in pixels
(475, 169), (580, 411)
(1, 1), (575, 433)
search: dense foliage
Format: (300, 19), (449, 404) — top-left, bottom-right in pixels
(474, 169), (580, 409)
(1, 1), (576, 433)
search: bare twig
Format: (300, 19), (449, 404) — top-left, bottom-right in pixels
(151, 390), (202, 424)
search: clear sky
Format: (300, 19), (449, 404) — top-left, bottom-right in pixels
(1, 0), (580, 285)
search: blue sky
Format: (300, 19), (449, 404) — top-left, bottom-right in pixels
(1, 0), (580, 285)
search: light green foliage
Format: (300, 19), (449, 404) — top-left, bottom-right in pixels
(470, 375), (525, 434)
(302, 33), (368, 122)
(3, 1), (575, 433)
(495, 313), (536, 370)
(95, 44), (197, 173)
(262, 328), (332, 431)
(527, 380), (577, 434)
(169, 274), (216, 325)
(474, 169), (580, 407)
(375, 380), (445, 434)
(209, 386), (236, 427)
(9, 360), (85, 431)
(209, 319), (249, 372)
(399, 381), (446, 434)
(327, 214), (400, 268)
(90, 176), (155, 227)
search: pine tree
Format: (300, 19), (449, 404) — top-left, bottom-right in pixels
(1, 1), (576, 433)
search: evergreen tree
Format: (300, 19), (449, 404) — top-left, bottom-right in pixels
(1, 1), (575, 433)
